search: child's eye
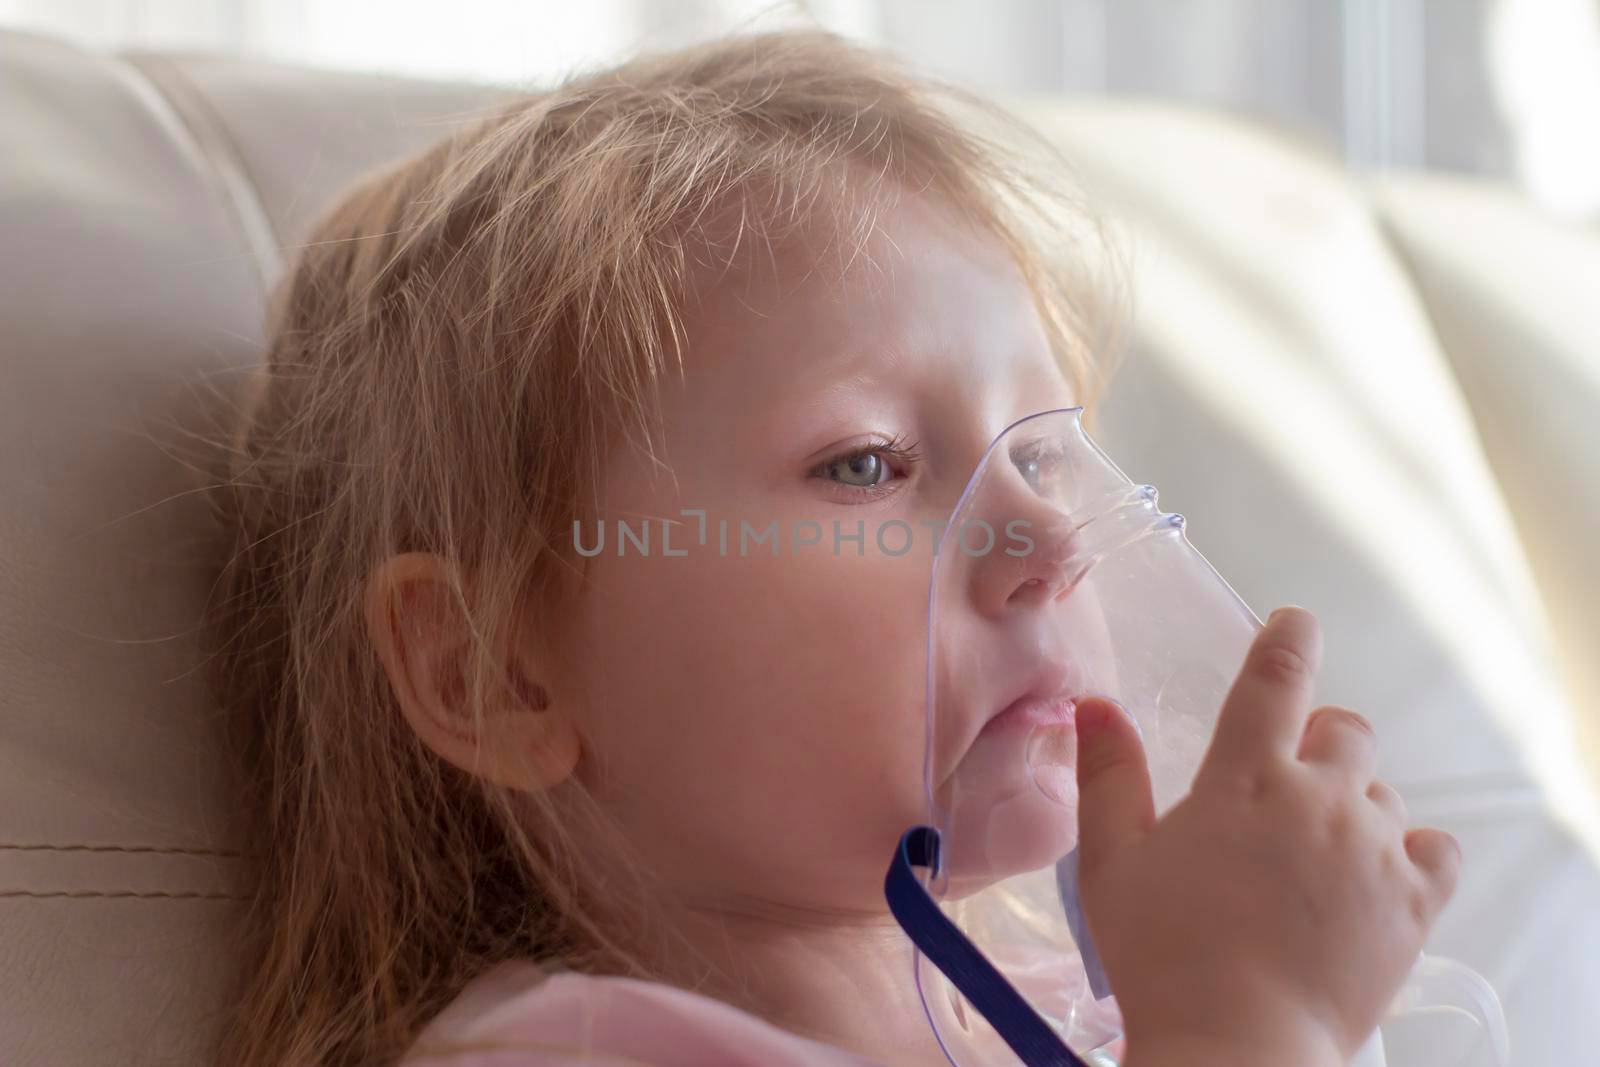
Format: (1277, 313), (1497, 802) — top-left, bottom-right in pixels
(1010, 437), (1067, 494)
(810, 434), (922, 500)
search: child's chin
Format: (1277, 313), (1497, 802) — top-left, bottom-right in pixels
(939, 789), (1080, 891)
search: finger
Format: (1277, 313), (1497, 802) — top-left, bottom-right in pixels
(1074, 696), (1156, 868)
(1298, 705), (1378, 784)
(1202, 606), (1323, 777)
(1366, 779), (1408, 827)
(1405, 828), (1462, 922)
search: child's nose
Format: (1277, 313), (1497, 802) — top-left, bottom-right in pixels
(963, 467), (1081, 619)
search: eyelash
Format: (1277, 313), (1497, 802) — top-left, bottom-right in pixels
(811, 432), (924, 501)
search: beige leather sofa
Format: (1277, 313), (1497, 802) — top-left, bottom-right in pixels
(4, 26), (1598, 1066)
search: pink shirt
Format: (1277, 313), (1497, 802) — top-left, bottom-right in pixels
(398, 956), (1387, 1066)
(398, 959), (881, 1066)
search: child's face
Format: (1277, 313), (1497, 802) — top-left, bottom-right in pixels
(553, 190), (1082, 914)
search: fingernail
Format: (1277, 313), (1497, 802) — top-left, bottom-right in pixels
(1078, 698), (1138, 740)
(1076, 698), (1110, 739)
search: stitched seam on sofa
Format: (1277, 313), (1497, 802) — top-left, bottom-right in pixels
(110, 51), (284, 291)
(0, 889), (246, 899)
(0, 843), (243, 857)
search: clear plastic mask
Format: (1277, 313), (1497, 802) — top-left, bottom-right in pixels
(886, 407), (1510, 1067)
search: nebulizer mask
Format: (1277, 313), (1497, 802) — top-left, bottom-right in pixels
(884, 407), (1510, 1067)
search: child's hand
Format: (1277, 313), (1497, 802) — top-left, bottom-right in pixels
(1072, 606), (1461, 1067)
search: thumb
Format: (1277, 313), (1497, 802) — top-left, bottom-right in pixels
(1074, 697), (1156, 867)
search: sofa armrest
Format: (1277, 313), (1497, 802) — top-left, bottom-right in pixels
(1372, 174), (1600, 788)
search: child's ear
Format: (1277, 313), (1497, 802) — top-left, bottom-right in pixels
(363, 551), (580, 791)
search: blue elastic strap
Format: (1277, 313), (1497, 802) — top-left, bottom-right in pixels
(1056, 848), (1112, 1000)
(885, 826), (1090, 1067)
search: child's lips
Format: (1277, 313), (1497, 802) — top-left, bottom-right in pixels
(945, 671), (1081, 808)
(977, 654), (1085, 740)
(961, 690), (1079, 808)
(979, 692), (1077, 738)
(939, 654), (1087, 791)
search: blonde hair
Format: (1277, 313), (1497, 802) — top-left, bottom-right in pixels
(202, 25), (1123, 1067)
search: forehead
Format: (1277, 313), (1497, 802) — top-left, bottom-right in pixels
(671, 190), (1069, 438)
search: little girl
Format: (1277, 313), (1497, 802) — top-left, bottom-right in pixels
(206, 27), (1459, 1067)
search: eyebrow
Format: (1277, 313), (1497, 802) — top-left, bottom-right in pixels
(796, 334), (912, 399)
(811, 368), (885, 407)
